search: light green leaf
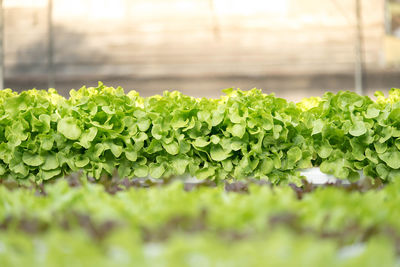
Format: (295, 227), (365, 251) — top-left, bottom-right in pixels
(312, 119), (324, 135)
(132, 132), (148, 142)
(10, 162), (29, 177)
(210, 146), (231, 161)
(273, 125), (282, 139)
(350, 139), (366, 161)
(196, 167), (215, 179)
(260, 158), (274, 174)
(40, 136), (54, 151)
(137, 118), (151, 132)
(162, 141), (179, 155)
(389, 108), (400, 121)
(229, 124), (246, 138)
(230, 140), (242, 151)
(287, 147), (302, 164)
(151, 124), (163, 140)
(192, 137), (210, 147)
(365, 148), (379, 164)
(58, 117), (82, 140)
(118, 161), (131, 178)
(149, 163), (165, 178)
(125, 150), (138, 162)
(171, 157), (190, 175)
(110, 143), (123, 158)
(262, 117), (273, 131)
(171, 116), (188, 129)
(101, 106), (114, 114)
(134, 165), (148, 177)
(41, 169), (61, 180)
(374, 142), (387, 154)
(79, 127), (98, 148)
(376, 163), (389, 179)
(211, 112), (224, 126)
(93, 143), (105, 158)
(0, 165), (5, 175)
(145, 139), (162, 154)
(229, 111), (244, 124)
(222, 160), (233, 172)
(320, 159), (349, 179)
(317, 143), (333, 159)
(22, 152), (45, 166)
(365, 106), (380, 118)
(42, 154), (59, 170)
(38, 114), (51, 131)
(75, 157), (90, 168)
(378, 147), (400, 169)
(349, 121), (366, 136)
(379, 127), (393, 143)
(197, 110), (211, 122)
(210, 135), (220, 144)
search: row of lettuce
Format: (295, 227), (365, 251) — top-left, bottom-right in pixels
(1, 83), (400, 183)
(1, 179), (399, 266)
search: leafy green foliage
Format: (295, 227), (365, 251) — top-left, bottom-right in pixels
(0, 178), (399, 266)
(301, 88), (400, 182)
(1, 84), (400, 184)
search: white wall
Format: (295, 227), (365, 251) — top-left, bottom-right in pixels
(3, 0), (385, 78)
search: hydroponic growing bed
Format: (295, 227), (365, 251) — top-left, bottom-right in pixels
(1, 84), (400, 266)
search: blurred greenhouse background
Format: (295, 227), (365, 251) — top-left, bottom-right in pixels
(2, 0), (400, 100)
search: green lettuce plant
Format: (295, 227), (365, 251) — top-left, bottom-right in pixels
(0, 84), (400, 184)
(1, 178), (400, 266)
